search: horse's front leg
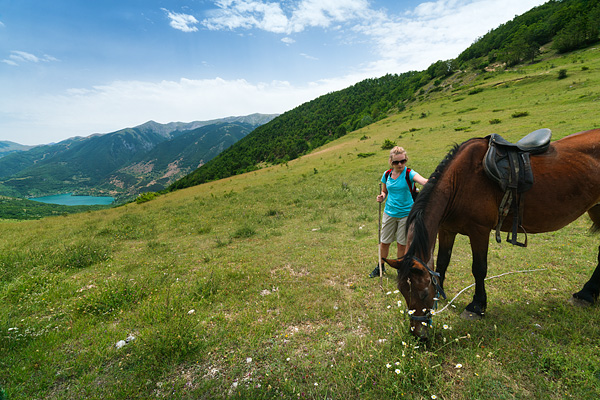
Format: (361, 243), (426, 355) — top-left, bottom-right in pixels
(436, 229), (457, 290)
(463, 231), (490, 319)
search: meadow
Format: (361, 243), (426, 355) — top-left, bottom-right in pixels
(2, 46), (600, 399)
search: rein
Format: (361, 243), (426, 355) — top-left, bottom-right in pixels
(404, 256), (545, 326)
(433, 268), (547, 315)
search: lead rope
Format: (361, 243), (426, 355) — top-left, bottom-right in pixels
(433, 268), (547, 315)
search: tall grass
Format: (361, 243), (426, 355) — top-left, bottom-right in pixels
(1, 46), (600, 399)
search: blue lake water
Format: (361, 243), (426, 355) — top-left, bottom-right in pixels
(30, 193), (115, 206)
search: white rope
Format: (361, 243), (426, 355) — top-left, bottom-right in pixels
(433, 268), (547, 315)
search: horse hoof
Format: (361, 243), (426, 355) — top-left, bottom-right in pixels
(568, 296), (593, 308)
(460, 310), (483, 320)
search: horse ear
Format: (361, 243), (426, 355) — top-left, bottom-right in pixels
(382, 258), (401, 270)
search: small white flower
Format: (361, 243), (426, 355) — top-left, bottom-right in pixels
(395, 361), (400, 366)
(386, 363), (391, 369)
(432, 395), (438, 399)
(393, 290), (400, 294)
(408, 310), (415, 315)
(286, 358), (291, 361)
(455, 363), (463, 369)
(386, 291), (392, 295)
(443, 324), (449, 330)
(387, 305), (392, 309)
(314, 382), (318, 386)
(188, 309), (195, 315)
(247, 357), (253, 363)
(395, 369), (401, 374)
(397, 301), (402, 307)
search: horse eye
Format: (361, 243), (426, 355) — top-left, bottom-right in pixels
(419, 288), (429, 300)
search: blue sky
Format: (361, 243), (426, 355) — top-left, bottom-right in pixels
(1, 0), (546, 145)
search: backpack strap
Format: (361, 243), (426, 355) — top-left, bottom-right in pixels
(405, 167), (414, 191)
(384, 169), (393, 181)
(405, 167), (418, 198)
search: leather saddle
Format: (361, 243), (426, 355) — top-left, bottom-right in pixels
(483, 128), (552, 246)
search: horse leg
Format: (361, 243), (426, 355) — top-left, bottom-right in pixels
(572, 205), (600, 304)
(463, 232), (490, 318)
(436, 229), (457, 290)
(572, 246), (600, 305)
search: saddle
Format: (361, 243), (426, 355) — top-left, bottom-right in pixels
(483, 128), (552, 247)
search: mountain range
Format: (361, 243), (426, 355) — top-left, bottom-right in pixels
(0, 114), (277, 200)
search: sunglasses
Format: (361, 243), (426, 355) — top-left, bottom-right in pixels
(392, 159), (407, 165)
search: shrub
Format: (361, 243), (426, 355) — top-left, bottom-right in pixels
(511, 111), (529, 118)
(558, 69), (568, 79)
(136, 192), (159, 204)
(381, 139), (396, 150)
(357, 152), (376, 158)
(489, 118), (502, 125)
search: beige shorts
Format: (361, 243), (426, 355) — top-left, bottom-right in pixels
(380, 213), (408, 245)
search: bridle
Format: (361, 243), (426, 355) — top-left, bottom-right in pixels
(406, 256), (447, 327)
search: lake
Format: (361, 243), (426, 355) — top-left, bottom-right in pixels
(30, 193), (115, 206)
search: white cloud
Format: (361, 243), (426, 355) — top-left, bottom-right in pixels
(2, 59), (18, 66)
(11, 51), (40, 63)
(163, 8), (200, 32)
(2, 51), (59, 66)
(202, 0), (370, 34)
(300, 53), (318, 60)
(351, 0), (547, 76)
(281, 37), (295, 45)
(2, 77), (350, 145)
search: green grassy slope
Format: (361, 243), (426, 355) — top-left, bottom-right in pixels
(1, 47), (600, 399)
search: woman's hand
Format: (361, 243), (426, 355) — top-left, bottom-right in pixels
(377, 193), (385, 202)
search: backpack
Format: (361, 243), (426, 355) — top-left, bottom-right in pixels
(384, 167), (419, 201)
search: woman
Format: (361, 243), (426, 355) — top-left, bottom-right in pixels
(369, 146), (428, 278)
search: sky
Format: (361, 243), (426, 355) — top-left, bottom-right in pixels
(0, 0), (547, 146)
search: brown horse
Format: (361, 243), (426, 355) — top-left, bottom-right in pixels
(384, 129), (600, 339)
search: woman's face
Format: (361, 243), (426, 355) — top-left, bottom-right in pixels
(390, 153), (407, 172)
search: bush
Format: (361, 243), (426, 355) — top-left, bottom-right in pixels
(381, 139), (396, 150)
(558, 69), (568, 80)
(136, 192), (159, 204)
(511, 111), (529, 118)
(357, 152), (376, 158)
(489, 118), (502, 125)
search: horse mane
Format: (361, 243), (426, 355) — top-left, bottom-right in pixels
(399, 139), (480, 273)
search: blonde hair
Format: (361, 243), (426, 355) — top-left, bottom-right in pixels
(389, 146), (407, 166)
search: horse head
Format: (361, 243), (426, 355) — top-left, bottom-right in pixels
(383, 256), (446, 340)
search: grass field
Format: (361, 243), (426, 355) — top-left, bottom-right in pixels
(2, 46), (600, 399)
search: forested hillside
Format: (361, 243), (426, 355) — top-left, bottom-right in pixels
(169, 0), (600, 191)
